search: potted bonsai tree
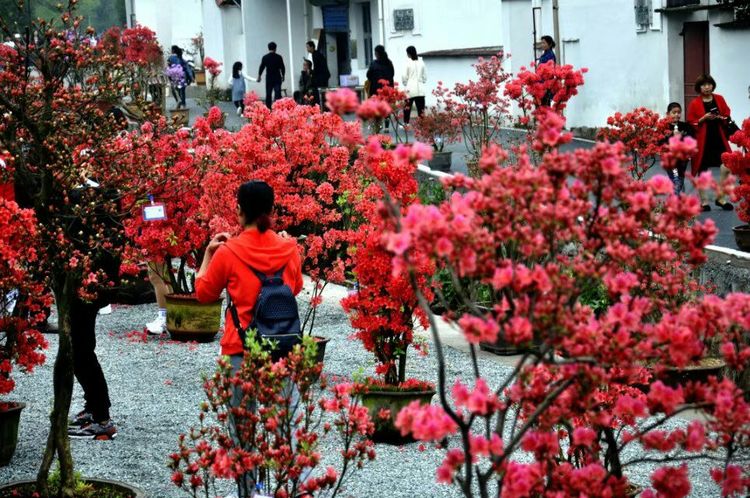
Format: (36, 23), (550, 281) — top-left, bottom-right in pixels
(169, 333), (374, 497)
(0, 2), (166, 494)
(121, 114), (224, 342)
(0, 197), (51, 467)
(722, 118), (750, 251)
(340, 138), (436, 443)
(413, 106), (461, 172)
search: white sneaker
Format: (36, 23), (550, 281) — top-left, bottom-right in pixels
(236, 106), (242, 116)
(98, 304), (112, 315)
(146, 315), (166, 335)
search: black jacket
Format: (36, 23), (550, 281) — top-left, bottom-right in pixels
(258, 52), (286, 84)
(310, 50), (330, 87)
(367, 58), (394, 97)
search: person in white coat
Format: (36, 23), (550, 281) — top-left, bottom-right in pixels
(401, 45), (427, 125)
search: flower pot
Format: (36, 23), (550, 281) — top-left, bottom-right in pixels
(313, 336), (330, 365)
(359, 388), (436, 444)
(658, 357), (726, 388)
(733, 224), (750, 252)
(169, 108), (189, 127)
(165, 294), (223, 342)
(466, 159), (481, 178)
(195, 69), (206, 86)
(0, 478), (146, 498)
(428, 151), (452, 172)
(0, 402), (24, 467)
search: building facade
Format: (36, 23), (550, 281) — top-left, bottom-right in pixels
(126, 0), (749, 128)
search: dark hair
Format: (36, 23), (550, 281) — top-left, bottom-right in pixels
(306, 40), (315, 50)
(238, 181), (274, 232)
(694, 74), (717, 93)
(541, 35), (556, 49)
(302, 58), (312, 69)
(374, 44), (389, 61)
(406, 45), (418, 60)
(171, 45), (183, 58)
(268, 41), (277, 51)
(667, 102), (682, 113)
(232, 61), (242, 79)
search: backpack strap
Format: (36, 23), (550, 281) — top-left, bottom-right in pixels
(225, 292), (248, 348)
(247, 264), (285, 283)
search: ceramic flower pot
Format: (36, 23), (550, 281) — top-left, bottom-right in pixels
(428, 151), (452, 172)
(0, 478), (146, 498)
(658, 357), (726, 388)
(733, 224), (750, 252)
(0, 402), (25, 467)
(359, 388), (436, 444)
(165, 294), (223, 342)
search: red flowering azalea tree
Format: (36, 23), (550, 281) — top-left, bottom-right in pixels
(340, 138), (435, 387)
(196, 98), (363, 331)
(597, 107), (672, 180)
(383, 90), (750, 496)
(0, 198), (51, 400)
(120, 113), (226, 295)
(169, 334), (374, 497)
(0, 4), (171, 493)
(722, 118), (750, 225)
(433, 52), (511, 175)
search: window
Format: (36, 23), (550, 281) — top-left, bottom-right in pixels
(362, 2), (373, 67)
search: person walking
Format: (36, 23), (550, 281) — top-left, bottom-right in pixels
(229, 61), (255, 116)
(195, 180), (303, 497)
(687, 74), (734, 211)
(167, 45), (192, 109)
(306, 40), (330, 105)
(258, 42), (285, 109)
(401, 45), (427, 125)
(367, 45), (394, 98)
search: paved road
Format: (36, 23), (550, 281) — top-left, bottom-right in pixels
(182, 98), (744, 252)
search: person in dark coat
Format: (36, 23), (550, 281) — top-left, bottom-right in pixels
(306, 40), (330, 90)
(258, 41), (286, 109)
(366, 45), (394, 98)
(294, 58), (315, 105)
(662, 102), (694, 196)
(686, 74), (734, 211)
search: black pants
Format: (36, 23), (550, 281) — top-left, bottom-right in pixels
(265, 81), (282, 109)
(403, 96), (425, 124)
(71, 298), (111, 422)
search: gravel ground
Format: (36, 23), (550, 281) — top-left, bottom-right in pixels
(0, 283), (727, 497)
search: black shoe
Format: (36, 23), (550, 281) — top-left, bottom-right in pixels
(68, 420), (117, 440)
(68, 410), (94, 428)
(715, 200), (734, 211)
(701, 204), (711, 212)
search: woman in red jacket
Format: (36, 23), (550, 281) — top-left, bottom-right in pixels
(687, 74), (733, 211)
(195, 180), (303, 498)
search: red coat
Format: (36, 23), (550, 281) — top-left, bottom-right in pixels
(195, 228), (303, 356)
(686, 93), (731, 176)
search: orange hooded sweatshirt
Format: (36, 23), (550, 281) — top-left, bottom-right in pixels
(195, 228), (303, 356)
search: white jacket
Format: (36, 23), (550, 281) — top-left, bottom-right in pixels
(402, 58), (427, 98)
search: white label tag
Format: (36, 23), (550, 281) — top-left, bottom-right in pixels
(142, 203), (167, 221)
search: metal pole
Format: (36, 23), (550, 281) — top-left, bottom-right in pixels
(286, 0), (295, 93)
(552, 0), (560, 63)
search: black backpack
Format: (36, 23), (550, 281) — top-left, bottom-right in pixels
(228, 264), (301, 360)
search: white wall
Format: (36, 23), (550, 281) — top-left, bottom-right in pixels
(382, 0), (503, 105)
(132, 0), (202, 62)
(709, 10), (750, 124)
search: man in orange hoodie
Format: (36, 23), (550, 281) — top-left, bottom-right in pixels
(195, 180), (303, 358)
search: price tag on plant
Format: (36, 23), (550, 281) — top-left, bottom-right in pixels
(142, 203), (167, 221)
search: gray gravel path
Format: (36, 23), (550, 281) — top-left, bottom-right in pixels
(0, 284), (727, 497)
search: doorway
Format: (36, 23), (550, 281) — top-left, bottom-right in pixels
(682, 21), (709, 110)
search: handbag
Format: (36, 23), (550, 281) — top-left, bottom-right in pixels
(363, 79), (371, 98)
(726, 117), (740, 136)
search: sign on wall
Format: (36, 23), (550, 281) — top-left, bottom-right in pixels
(634, 0), (653, 30)
(393, 8), (415, 31)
